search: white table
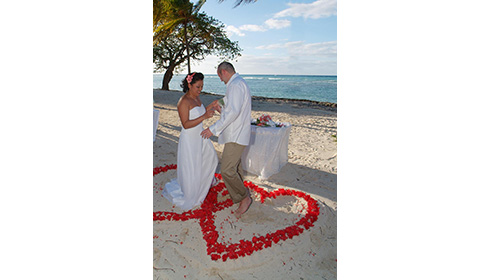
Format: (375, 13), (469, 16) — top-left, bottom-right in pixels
(153, 109), (160, 142)
(241, 124), (292, 179)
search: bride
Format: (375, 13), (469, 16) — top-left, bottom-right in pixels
(163, 72), (220, 210)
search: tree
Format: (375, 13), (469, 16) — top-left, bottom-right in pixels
(153, 0), (256, 74)
(218, 0), (257, 8)
(153, 12), (241, 90)
(154, 0), (206, 74)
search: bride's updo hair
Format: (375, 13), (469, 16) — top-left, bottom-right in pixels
(181, 72), (204, 93)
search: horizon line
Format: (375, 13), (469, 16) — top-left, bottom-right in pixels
(153, 73), (337, 76)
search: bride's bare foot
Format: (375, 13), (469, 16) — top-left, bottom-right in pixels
(234, 195), (252, 219)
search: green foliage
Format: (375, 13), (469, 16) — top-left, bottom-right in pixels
(153, 0), (250, 88)
(153, 2), (241, 89)
(153, 13), (241, 71)
(154, 0), (208, 73)
(153, 0), (206, 46)
(218, 0), (257, 8)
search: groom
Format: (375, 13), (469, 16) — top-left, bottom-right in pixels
(201, 62), (252, 218)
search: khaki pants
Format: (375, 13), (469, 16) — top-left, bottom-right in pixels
(221, 142), (249, 204)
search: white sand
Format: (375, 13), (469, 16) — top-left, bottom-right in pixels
(153, 89), (337, 279)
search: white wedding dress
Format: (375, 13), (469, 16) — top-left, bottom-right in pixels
(163, 104), (218, 211)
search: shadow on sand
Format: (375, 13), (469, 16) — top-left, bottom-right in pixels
(244, 162), (337, 204)
(153, 89), (336, 204)
(154, 128), (337, 205)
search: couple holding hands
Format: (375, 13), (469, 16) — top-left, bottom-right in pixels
(162, 62), (253, 218)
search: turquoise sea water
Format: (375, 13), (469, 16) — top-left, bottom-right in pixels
(153, 73), (337, 103)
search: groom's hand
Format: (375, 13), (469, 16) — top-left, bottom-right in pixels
(210, 100), (221, 113)
(201, 128), (213, 139)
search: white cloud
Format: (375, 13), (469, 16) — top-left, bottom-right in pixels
(287, 41), (337, 56)
(264, 19), (291, 29)
(257, 41), (337, 57)
(236, 21), (289, 33)
(222, 1), (336, 38)
(195, 53), (336, 75)
(274, 0), (337, 19)
(226, 19), (291, 37)
(234, 54), (336, 75)
(256, 43), (284, 50)
(239, 24), (267, 32)
(225, 25), (245, 37)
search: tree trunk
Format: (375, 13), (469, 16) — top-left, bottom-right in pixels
(162, 70), (173, 90)
(183, 23), (191, 74)
(162, 66), (175, 90)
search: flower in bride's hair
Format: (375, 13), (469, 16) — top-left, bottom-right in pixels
(186, 73), (196, 83)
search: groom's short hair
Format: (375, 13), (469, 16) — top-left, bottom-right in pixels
(218, 62), (235, 74)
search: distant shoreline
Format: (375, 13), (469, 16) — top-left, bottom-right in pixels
(154, 89), (337, 111)
(153, 73), (337, 77)
(154, 74), (336, 104)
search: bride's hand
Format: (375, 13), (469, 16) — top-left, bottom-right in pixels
(215, 104), (222, 113)
(204, 108), (215, 119)
(209, 100), (221, 112)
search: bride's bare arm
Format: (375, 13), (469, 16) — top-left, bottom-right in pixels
(206, 100), (220, 110)
(178, 99), (215, 129)
(206, 100), (221, 114)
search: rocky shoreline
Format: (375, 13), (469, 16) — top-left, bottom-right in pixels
(158, 89), (337, 111)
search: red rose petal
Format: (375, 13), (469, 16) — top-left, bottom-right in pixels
(153, 164), (320, 262)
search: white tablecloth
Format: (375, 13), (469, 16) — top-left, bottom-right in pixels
(241, 124), (292, 179)
(153, 109), (160, 142)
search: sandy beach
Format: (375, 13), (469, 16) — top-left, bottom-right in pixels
(153, 89), (337, 279)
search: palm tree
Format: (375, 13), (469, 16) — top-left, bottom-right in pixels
(218, 0), (257, 8)
(153, 13), (241, 90)
(154, 0), (206, 74)
(153, 0), (256, 73)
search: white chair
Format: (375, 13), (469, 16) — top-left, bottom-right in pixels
(153, 109), (160, 142)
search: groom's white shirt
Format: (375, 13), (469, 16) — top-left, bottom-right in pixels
(209, 73), (251, 146)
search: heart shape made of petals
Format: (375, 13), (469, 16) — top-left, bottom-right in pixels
(153, 165), (320, 261)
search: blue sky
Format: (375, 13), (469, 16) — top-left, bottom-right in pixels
(194, 0), (337, 75)
(4, 2), (490, 277)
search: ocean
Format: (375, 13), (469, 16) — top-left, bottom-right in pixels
(153, 73), (337, 104)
